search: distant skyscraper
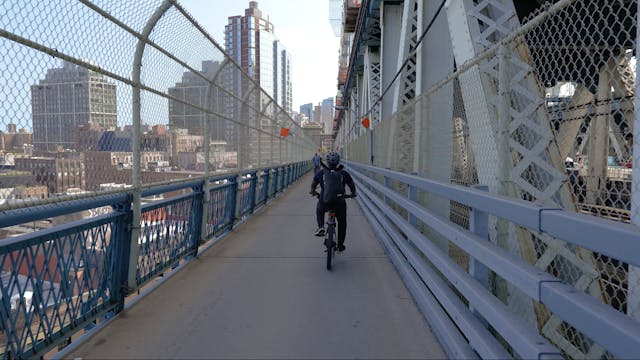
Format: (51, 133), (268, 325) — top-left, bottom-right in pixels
(275, 42), (292, 114)
(320, 97), (334, 134)
(31, 61), (116, 152)
(168, 60), (225, 140)
(224, 1), (292, 166)
(299, 103), (313, 122)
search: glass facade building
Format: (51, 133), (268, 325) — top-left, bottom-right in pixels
(223, 1), (293, 155)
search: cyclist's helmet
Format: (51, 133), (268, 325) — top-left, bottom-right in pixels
(326, 151), (340, 169)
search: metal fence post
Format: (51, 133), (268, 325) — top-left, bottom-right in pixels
(249, 171), (257, 213)
(261, 169), (270, 203)
(229, 175), (239, 228)
(282, 165), (288, 188)
(201, 178), (211, 245)
(272, 167), (278, 196)
(190, 181), (204, 256)
(265, 168), (272, 200)
(630, 3), (640, 319)
(129, 0), (173, 294)
(111, 196), (133, 313)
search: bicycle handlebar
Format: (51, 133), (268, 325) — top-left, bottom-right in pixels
(309, 191), (356, 199)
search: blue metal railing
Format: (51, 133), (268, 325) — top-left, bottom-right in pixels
(237, 173), (257, 218)
(0, 161), (311, 358)
(345, 160), (640, 359)
(205, 176), (237, 238)
(136, 192), (198, 285)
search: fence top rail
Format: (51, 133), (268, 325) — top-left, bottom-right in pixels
(0, 193), (131, 230)
(0, 210), (125, 253)
(345, 161), (640, 267)
(1, 162), (310, 229)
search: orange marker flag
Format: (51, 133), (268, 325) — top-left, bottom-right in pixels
(361, 117), (370, 129)
(280, 127), (290, 137)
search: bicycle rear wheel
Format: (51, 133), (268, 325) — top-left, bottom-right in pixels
(325, 230), (335, 270)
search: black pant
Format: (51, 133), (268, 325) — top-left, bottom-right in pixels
(316, 200), (347, 245)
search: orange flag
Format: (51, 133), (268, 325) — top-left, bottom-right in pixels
(280, 127), (290, 137)
(361, 117), (370, 129)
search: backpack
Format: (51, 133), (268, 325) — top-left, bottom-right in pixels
(322, 168), (345, 203)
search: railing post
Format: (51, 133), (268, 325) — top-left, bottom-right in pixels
(200, 178), (211, 245)
(229, 175), (239, 228)
(190, 181), (204, 256)
(261, 169), (269, 204)
(249, 171), (257, 213)
(283, 165), (288, 188)
(130, 0), (172, 295)
(272, 167), (279, 196)
(408, 172), (418, 226)
(469, 184), (490, 326)
(264, 168), (273, 200)
(111, 196), (133, 313)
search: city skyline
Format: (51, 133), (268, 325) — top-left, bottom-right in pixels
(0, 2), (336, 136)
(180, 0), (340, 111)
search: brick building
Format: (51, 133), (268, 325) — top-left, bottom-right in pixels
(14, 155), (85, 195)
(0, 124), (32, 152)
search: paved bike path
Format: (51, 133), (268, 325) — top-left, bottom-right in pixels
(68, 172), (446, 359)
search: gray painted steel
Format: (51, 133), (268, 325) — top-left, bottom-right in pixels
(345, 161), (640, 358)
(67, 173), (445, 359)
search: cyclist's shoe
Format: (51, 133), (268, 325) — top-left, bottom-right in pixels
(336, 244), (346, 252)
(314, 227), (325, 237)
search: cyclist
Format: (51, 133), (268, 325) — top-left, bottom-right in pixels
(312, 151), (322, 175)
(310, 151), (356, 252)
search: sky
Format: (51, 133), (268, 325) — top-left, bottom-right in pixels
(178, 0), (341, 112)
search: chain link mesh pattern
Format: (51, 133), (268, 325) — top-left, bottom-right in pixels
(340, 0), (639, 357)
(0, 1), (315, 226)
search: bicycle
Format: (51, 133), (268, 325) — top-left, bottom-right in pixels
(311, 192), (356, 270)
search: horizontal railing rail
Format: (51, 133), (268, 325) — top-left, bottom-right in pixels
(345, 160), (640, 359)
(0, 161), (311, 359)
(346, 161), (640, 267)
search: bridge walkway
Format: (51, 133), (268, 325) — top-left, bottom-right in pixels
(67, 172), (445, 359)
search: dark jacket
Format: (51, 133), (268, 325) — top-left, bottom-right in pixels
(310, 164), (356, 202)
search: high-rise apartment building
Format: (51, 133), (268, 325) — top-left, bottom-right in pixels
(224, 1), (292, 166)
(168, 60), (225, 141)
(274, 40), (292, 114)
(31, 61), (116, 152)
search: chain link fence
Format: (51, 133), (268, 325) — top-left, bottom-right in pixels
(340, 0), (639, 357)
(0, 0), (315, 235)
